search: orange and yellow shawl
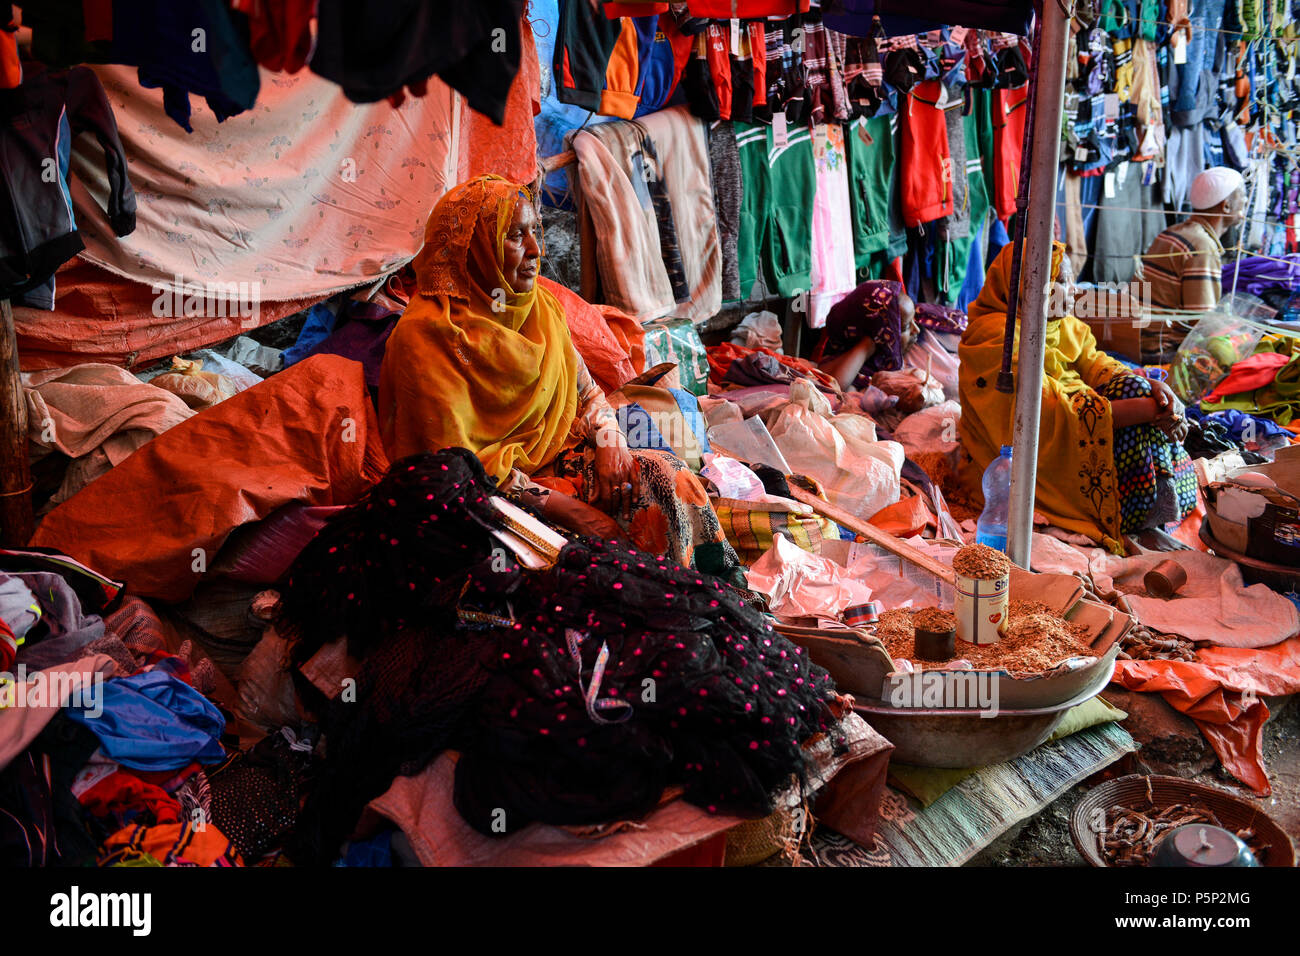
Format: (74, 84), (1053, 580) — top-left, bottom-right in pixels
(958, 241), (1132, 553)
(378, 176), (579, 483)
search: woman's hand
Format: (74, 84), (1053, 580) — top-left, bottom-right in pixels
(542, 491), (627, 541)
(1148, 377), (1185, 429)
(1142, 376), (1187, 441)
(1161, 417), (1190, 443)
(591, 432), (640, 522)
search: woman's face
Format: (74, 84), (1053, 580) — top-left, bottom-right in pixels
(502, 199), (541, 292)
(899, 294), (920, 352)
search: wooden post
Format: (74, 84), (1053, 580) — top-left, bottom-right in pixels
(0, 299), (34, 545)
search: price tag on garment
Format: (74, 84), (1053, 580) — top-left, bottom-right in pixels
(1116, 160), (1130, 187)
(1075, 145), (1090, 162)
(773, 109), (789, 148)
(1139, 124), (1160, 158)
(1173, 34), (1187, 64)
(1104, 92), (1120, 121)
(730, 18), (741, 52)
(1104, 170), (1117, 198)
(1143, 160), (1156, 186)
(857, 121), (875, 146)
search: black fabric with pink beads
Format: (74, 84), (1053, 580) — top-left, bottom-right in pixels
(278, 449), (845, 853)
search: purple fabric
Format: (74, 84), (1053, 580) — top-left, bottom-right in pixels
(301, 301), (400, 388)
(1220, 254), (1300, 299)
(915, 301), (968, 334)
(817, 279), (907, 389)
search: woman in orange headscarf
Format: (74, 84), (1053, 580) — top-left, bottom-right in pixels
(379, 175), (736, 573)
(958, 241), (1196, 554)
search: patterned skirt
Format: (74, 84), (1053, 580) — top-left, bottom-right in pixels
(546, 447), (743, 582)
(1097, 375), (1198, 534)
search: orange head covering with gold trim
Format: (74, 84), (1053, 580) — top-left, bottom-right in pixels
(378, 176), (578, 482)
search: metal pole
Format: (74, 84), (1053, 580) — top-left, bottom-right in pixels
(1006, 1), (1070, 570)
(997, 16), (1041, 394)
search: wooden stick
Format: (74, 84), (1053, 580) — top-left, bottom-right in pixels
(540, 150), (575, 173)
(708, 438), (955, 582)
(787, 484), (955, 585)
(0, 299), (34, 546)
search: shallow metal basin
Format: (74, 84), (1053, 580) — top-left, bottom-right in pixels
(853, 659), (1117, 768)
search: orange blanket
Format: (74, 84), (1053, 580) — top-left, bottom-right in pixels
(32, 355), (388, 602)
(1112, 636), (1300, 795)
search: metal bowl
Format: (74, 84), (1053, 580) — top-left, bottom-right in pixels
(852, 659), (1116, 768)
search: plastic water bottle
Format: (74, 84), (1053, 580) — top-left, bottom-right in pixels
(975, 445), (1013, 553)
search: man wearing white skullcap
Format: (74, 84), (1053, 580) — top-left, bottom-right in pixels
(1139, 166), (1247, 361)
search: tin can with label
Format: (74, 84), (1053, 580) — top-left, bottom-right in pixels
(954, 571), (1010, 645)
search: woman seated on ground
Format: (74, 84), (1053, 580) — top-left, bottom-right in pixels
(812, 279), (922, 391)
(378, 175), (736, 574)
(958, 241), (1196, 555)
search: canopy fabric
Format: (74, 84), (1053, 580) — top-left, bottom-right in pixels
(65, 64), (457, 300)
(12, 17), (542, 372)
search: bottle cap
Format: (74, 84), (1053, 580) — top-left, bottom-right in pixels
(1000, 445), (1013, 458)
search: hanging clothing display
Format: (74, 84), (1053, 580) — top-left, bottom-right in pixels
(736, 119), (816, 300)
(0, 62), (135, 307)
(844, 114), (906, 272)
(899, 80), (954, 228)
(311, 0), (526, 122)
(807, 123), (857, 328)
(990, 83), (1027, 225)
(554, 0), (659, 118)
(20, 0), (261, 132)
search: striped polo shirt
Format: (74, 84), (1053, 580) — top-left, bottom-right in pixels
(1142, 218), (1224, 313)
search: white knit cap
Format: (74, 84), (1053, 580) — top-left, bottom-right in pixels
(1189, 167), (1245, 210)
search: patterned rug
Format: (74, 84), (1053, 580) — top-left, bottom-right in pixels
(802, 722), (1136, 867)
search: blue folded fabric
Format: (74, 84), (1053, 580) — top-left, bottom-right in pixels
(66, 669), (225, 771)
(1185, 406), (1290, 443)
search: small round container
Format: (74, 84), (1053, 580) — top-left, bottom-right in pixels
(1144, 367), (1169, 382)
(954, 571), (1010, 646)
(1151, 824), (1260, 868)
(1144, 559), (1188, 600)
(914, 625), (957, 661)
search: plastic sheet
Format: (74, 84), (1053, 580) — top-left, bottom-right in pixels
(766, 383), (904, 520)
(32, 355), (389, 602)
(746, 533), (875, 620)
(1113, 637), (1300, 795)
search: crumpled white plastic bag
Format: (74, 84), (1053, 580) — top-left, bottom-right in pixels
(766, 381), (904, 519)
(700, 454), (767, 501)
(729, 310), (784, 351)
(904, 328), (959, 401)
(746, 533), (875, 620)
